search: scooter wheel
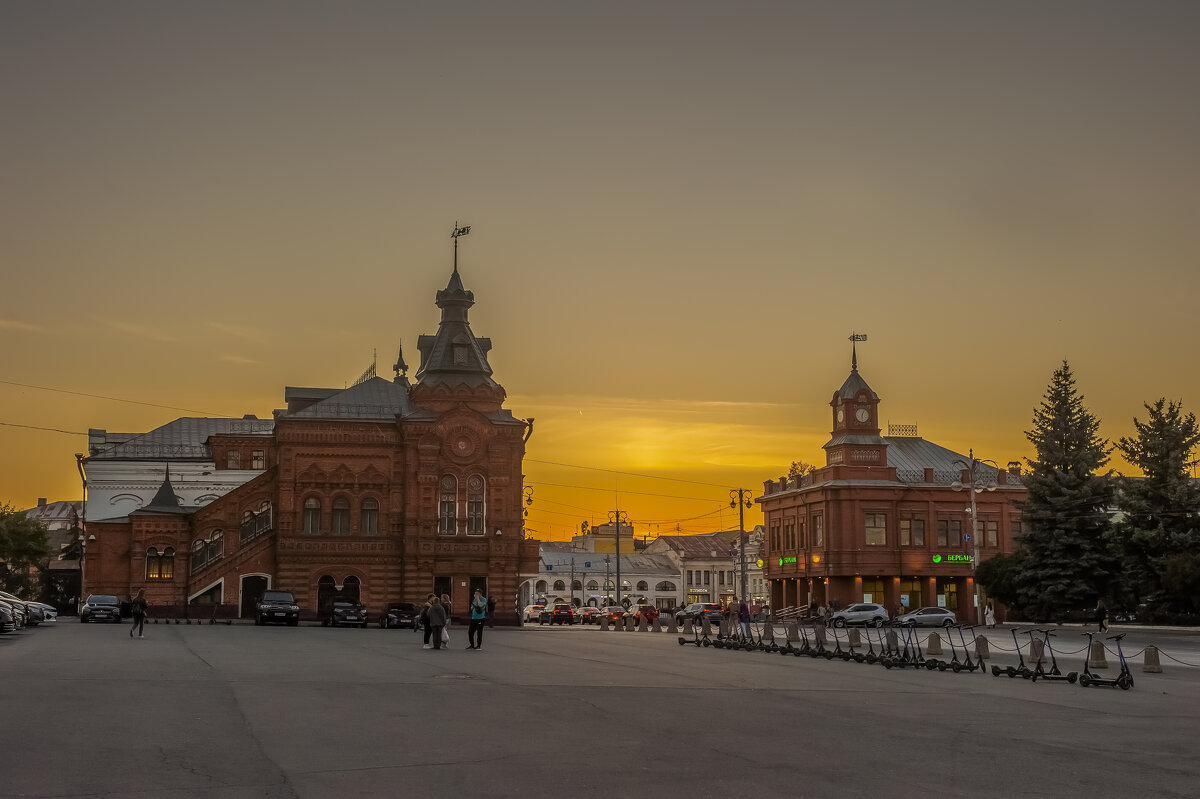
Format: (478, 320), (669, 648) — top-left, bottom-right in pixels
(866, 655), (877, 664)
(937, 662), (947, 671)
(991, 666), (1001, 677)
(1079, 675), (1091, 687)
(678, 638), (687, 646)
(701, 639), (710, 647)
(1117, 674), (1132, 690)
(1006, 667), (1016, 678)
(854, 654), (866, 663)
(1067, 672), (1078, 684)
(882, 659), (893, 669)
(952, 662), (962, 673)
(793, 650), (802, 657)
(925, 661), (938, 670)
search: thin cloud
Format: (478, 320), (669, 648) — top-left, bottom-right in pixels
(0, 319), (42, 332)
(208, 322), (265, 343)
(220, 354), (260, 365)
(94, 318), (177, 343)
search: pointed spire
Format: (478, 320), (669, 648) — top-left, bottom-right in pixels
(849, 332), (867, 372)
(139, 467), (189, 514)
(393, 340), (408, 379)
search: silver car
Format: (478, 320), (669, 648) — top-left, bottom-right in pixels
(829, 603), (890, 627)
(896, 606), (957, 627)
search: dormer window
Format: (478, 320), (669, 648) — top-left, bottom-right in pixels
(453, 343), (468, 365)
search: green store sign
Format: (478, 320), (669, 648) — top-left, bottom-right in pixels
(931, 554), (973, 564)
(778, 556), (798, 566)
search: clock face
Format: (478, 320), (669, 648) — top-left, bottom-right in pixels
(836, 408), (845, 424)
(855, 408), (870, 424)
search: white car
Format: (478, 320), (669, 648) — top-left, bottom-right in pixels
(829, 603), (890, 628)
(522, 604), (545, 623)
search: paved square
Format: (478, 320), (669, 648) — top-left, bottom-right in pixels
(2, 622), (1198, 798)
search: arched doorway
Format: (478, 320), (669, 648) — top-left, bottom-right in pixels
(240, 575), (269, 619)
(342, 575), (361, 604)
(317, 575), (337, 617)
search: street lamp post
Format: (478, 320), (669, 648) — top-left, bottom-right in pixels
(952, 448), (998, 624)
(730, 489), (753, 600)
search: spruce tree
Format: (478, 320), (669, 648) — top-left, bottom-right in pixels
(1114, 399), (1200, 614)
(1017, 361), (1118, 619)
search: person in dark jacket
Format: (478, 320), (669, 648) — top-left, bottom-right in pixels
(737, 597), (751, 638)
(420, 593), (437, 649)
(129, 588), (148, 639)
(426, 596), (448, 650)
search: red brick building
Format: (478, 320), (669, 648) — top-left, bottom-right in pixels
(84, 263), (539, 620)
(759, 350), (1025, 624)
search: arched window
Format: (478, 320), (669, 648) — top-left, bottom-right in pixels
(303, 498), (321, 534)
(191, 532), (222, 572)
(553, 580), (566, 591)
(636, 580), (648, 591)
(571, 580), (582, 590)
(361, 498), (378, 535)
(146, 547), (174, 580)
(332, 498), (350, 535)
(586, 580), (599, 590)
(240, 511), (256, 542)
(656, 581), (677, 592)
(535, 580), (548, 593)
(342, 575), (361, 604)
(439, 475), (457, 535)
(467, 475), (485, 535)
(256, 501), (272, 534)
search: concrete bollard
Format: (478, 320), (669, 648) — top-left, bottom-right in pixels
(682, 618), (693, 635)
(667, 615), (678, 634)
(719, 619), (729, 638)
(1029, 638), (1045, 665)
(625, 616), (636, 632)
(600, 615), (609, 631)
(1089, 641), (1108, 669)
(975, 635), (990, 661)
(1143, 645), (1163, 673)
(847, 628), (861, 647)
(814, 626), (828, 647)
(785, 621), (799, 642)
(885, 629), (899, 654)
(926, 632), (943, 655)
(652, 616), (663, 632)
(638, 615), (649, 632)
(763, 622), (775, 643)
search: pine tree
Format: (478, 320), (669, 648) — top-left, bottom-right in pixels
(1113, 398), (1200, 614)
(1016, 361), (1118, 619)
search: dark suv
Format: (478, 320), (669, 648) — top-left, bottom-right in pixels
(538, 603), (576, 625)
(326, 601), (368, 628)
(677, 602), (722, 627)
(81, 594), (122, 624)
(255, 590), (300, 626)
(380, 602), (419, 629)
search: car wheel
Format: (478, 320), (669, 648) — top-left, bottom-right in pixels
(834, 618), (846, 628)
(942, 619), (953, 627)
(872, 618), (884, 628)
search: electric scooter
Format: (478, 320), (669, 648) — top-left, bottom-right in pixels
(952, 625), (982, 673)
(1028, 629), (1077, 683)
(1079, 632), (1134, 690)
(991, 627), (1033, 678)
(898, 624), (926, 670)
(829, 626), (853, 661)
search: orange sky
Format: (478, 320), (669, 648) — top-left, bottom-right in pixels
(3, 3), (1198, 539)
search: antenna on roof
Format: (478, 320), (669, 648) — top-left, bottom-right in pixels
(849, 332), (868, 371)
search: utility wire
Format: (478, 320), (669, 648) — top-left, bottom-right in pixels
(0, 379), (228, 416)
(0, 421), (87, 436)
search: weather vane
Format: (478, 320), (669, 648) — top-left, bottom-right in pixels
(451, 221), (471, 274)
(849, 332), (867, 371)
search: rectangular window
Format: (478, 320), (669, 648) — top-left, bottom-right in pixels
(900, 520), (911, 546)
(719, 571), (725, 586)
(985, 520), (998, 547)
(937, 520), (949, 547)
(704, 571), (710, 586)
(251, 450), (265, 469)
(947, 520), (962, 547)
(770, 521), (781, 551)
(467, 500), (485, 535)
(797, 520), (806, 548)
(900, 519), (925, 546)
(226, 451), (240, 469)
(865, 513), (886, 546)
(813, 516), (824, 547)
(687, 570), (693, 585)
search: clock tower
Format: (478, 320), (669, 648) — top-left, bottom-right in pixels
(824, 338), (887, 467)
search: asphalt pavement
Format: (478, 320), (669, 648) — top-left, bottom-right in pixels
(2, 619), (1199, 798)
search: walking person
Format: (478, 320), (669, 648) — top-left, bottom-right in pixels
(426, 596), (447, 650)
(420, 593), (436, 649)
(1096, 600), (1110, 633)
(984, 602), (997, 629)
(737, 597), (751, 639)
(468, 589), (487, 649)
(129, 589), (148, 639)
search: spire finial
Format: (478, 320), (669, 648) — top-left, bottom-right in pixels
(393, 340), (408, 379)
(849, 332), (867, 372)
(451, 222), (471, 275)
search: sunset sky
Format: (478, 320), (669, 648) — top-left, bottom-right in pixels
(3, 3), (1198, 540)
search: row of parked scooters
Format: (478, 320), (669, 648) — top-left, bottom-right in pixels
(678, 621), (1134, 690)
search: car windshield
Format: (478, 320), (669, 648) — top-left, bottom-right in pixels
(261, 592), (294, 603)
(333, 602), (359, 609)
(389, 604), (415, 613)
(89, 595), (120, 605)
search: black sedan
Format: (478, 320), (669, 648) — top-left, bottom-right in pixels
(538, 603), (576, 625)
(255, 590), (300, 626)
(80, 594), (122, 623)
(326, 601), (368, 628)
(0, 603), (14, 634)
(380, 602), (419, 630)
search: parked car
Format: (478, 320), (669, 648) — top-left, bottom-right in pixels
(30, 602), (57, 623)
(896, 607), (957, 627)
(625, 605), (658, 623)
(522, 604), (545, 623)
(0, 591), (33, 628)
(575, 607), (602, 624)
(830, 603), (890, 627)
(0, 603), (15, 634)
(23, 602), (46, 626)
(326, 600), (368, 628)
(380, 602), (419, 629)
(676, 602), (722, 627)
(539, 603), (575, 625)
(80, 594), (122, 624)
(255, 590), (300, 626)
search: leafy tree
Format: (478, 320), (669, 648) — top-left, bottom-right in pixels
(0, 502), (53, 596)
(1113, 399), (1200, 613)
(1016, 361), (1119, 619)
(975, 550), (1028, 610)
(788, 461), (816, 478)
